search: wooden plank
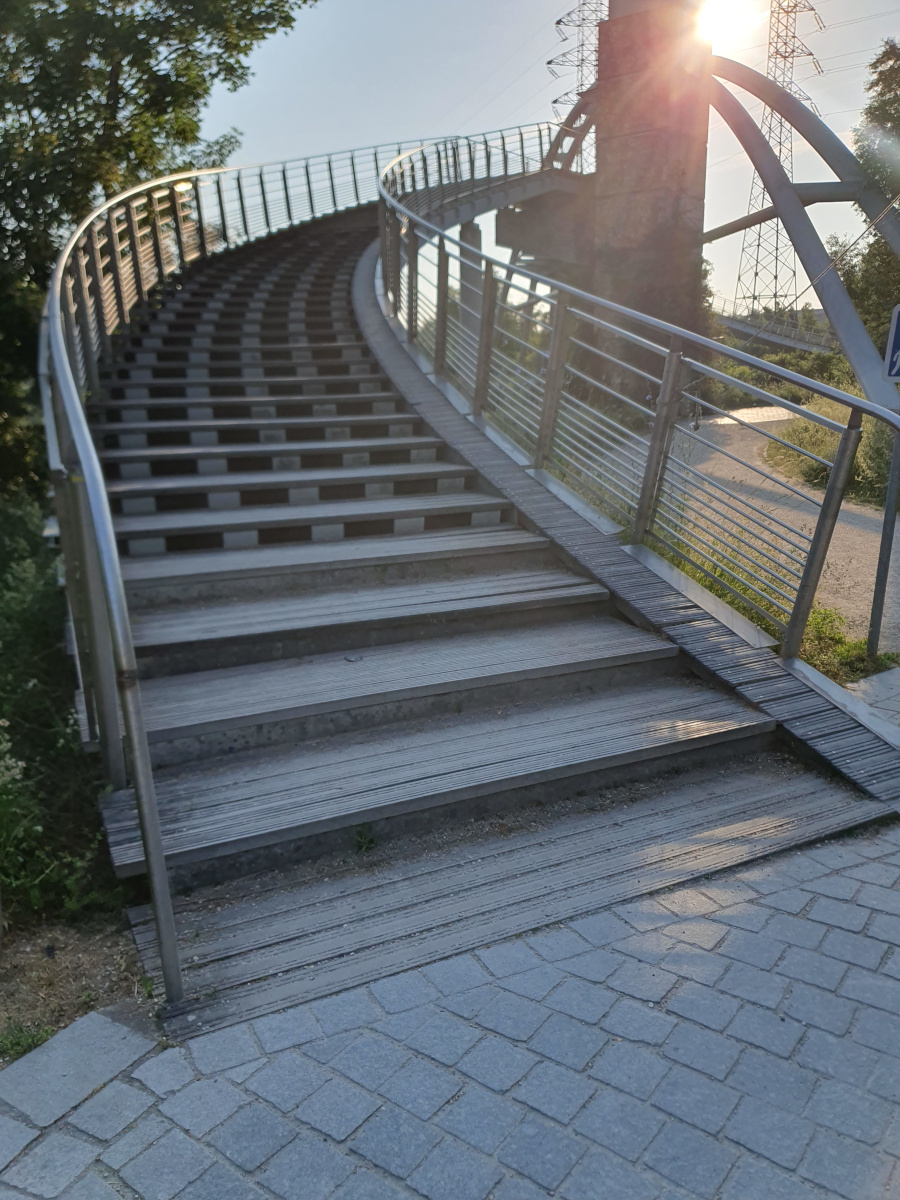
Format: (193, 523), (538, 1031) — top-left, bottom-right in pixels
(108, 463), (473, 497)
(99, 436), (444, 463)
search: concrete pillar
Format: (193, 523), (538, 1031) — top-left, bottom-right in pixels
(459, 220), (483, 347)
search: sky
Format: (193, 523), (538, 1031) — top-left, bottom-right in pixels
(200, 0), (900, 303)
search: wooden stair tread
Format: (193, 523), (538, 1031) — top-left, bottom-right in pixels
(90, 393), (398, 411)
(99, 436), (443, 461)
(93, 413), (417, 435)
(107, 463), (473, 497)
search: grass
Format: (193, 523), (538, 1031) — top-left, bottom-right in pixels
(800, 607), (899, 685)
(0, 1021), (53, 1062)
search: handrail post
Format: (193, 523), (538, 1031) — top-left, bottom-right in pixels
(259, 169), (271, 233)
(781, 409), (863, 660)
(631, 339), (686, 543)
(305, 161), (316, 218)
(216, 177), (230, 246)
(104, 214), (128, 332)
(350, 152), (361, 206)
(86, 227), (112, 361)
(473, 265), (498, 418)
(533, 294), (571, 468)
(433, 237), (449, 375)
(282, 165), (294, 224)
(125, 201), (148, 303)
(327, 156), (338, 210)
(192, 181), (209, 257)
(389, 210), (402, 319)
(235, 175), (250, 240)
(168, 187), (187, 269)
(73, 247), (102, 398)
(405, 220), (418, 343)
(868, 430), (900, 658)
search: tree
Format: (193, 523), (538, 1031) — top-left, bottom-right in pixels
(855, 37), (900, 203)
(0, 0), (316, 498)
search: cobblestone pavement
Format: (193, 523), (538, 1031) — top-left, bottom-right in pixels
(3, 821), (900, 1200)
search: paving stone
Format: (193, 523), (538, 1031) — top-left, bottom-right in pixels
(475, 993), (549, 1041)
(311, 988), (381, 1035)
(653, 1065), (739, 1135)
(329, 1033), (410, 1088)
(643, 1120), (737, 1199)
(159, 1079), (245, 1137)
(726, 1048), (817, 1115)
(659, 887), (721, 918)
(489, 1180), (549, 1200)
(439, 986), (501, 1020)
(804, 1078), (892, 1144)
(759, 889), (812, 915)
(223, 1059), (266, 1084)
(545, 979), (615, 1024)
(59, 1169), (123, 1200)
(434, 1085), (523, 1154)
(726, 1005), (803, 1058)
(802, 876), (860, 901)
(724, 1095), (813, 1168)
(870, 913), (900, 946)
(527, 1013), (606, 1072)
(884, 1113), (900, 1158)
(657, 920), (725, 950)
(560, 949), (621, 983)
(574, 1089), (664, 1160)
(608, 962), (678, 1003)
(560, 1146), (661, 1200)
(735, 862), (796, 892)
(664, 982), (740, 1031)
(177, 1163), (264, 1200)
(602, 1000), (675, 1044)
(119, 1129), (213, 1200)
(1, 1133), (97, 1199)
(350, 1106), (441, 1178)
(567, 912), (635, 946)
(696, 880), (759, 909)
(718, 962), (787, 1009)
(252, 1005), (322, 1053)
(839, 965), (900, 1014)
(851, 1006), (900, 1056)
(857, 883), (900, 915)
(404, 1014), (482, 1066)
(807, 845), (867, 870)
(369, 971), (439, 1014)
(525, 928), (591, 962)
(296, 1077), (381, 1140)
(476, 942), (544, 979)
(662, 1022), (740, 1080)
(0, 1117), (39, 1172)
(612, 933), (676, 965)
(722, 1157), (821, 1200)
(613, 899), (678, 932)
(378, 1058), (459, 1120)
(589, 1041), (668, 1099)
(499, 967), (565, 1001)
(782, 982), (856, 1035)
(407, 1139), (502, 1200)
(795, 1030), (880, 1087)
(100, 1114), (170, 1170)
(373, 1006), (435, 1042)
(257, 1133), (354, 1200)
(206, 1103), (294, 1170)
(799, 1128), (893, 1200)
(0, 1013), (155, 1128)
(245, 1052), (329, 1111)
(187, 1026), (259, 1075)
(775, 947), (847, 990)
(843, 861), (900, 886)
(819, 928), (887, 969)
(69, 1080), (154, 1141)
(457, 1037), (537, 1092)
(512, 1062), (594, 1123)
(760, 914), (824, 949)
(421, 955), (492, 995)
(710, 905), (770, 933)
(719, 930), (785, 970)
(332, 1170), (409, 1200)
(808, 897), (870, 932)
(497, 1116), (585, 1189)
(131, 1049), (195, 1098)
(882, 950), (900, 980)
(300, 1032), (359, 1063)
(657, 945), (726, 987)
(868, 1055), (900, 1103)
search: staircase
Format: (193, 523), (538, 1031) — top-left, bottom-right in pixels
(85, 208), (780, 886)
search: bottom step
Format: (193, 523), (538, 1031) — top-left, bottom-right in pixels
(104, 677), (776, 874)
(129, 755), (889, 1036)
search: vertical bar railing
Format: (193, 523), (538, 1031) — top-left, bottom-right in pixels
(433, 238), (449, 376)
(533, 294), (571, 468)
(631, 341), (686, 544)
(473, 265), (498, 418)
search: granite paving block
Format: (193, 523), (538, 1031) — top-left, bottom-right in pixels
(223, 1060), (266, 1084)
(332, 1170), (409, 1200)
(589, 1041), (668, 1100)
(497, 1116), (585, 1189)
(490, 1178), (549, 1200)
(475, 993), (549, 1041)
(602, 1000), (675, 1044)
(657, 945), (726, 987)
(574, 1089), (664, 1160)
(759, 888), (811, 914)
(845, 862), (900, 887)
(159, 1079), (245, 1137)
(528, 1014), (607, 1071)
(245, 1052), (329, 1111)
(711, 904), (770, 933)
(719, 931), (784, 970)
(725, 1048), (816, 1115)
(696, 880), (759, 909)
(723, 1157), (821, 1200)
(795, 1030), (880, 1087)
(662, 1022), (741, 1080)
(59, 1169), (123, 1200)
(775, 947), (847, 990)
(476, 942), (543, 979)
(869, 913), (900, 946)
(0, 1014), (154, 1127)
(252, 1006), (322, 1054)
(724, 1096), (813, 1168)
(608, 962), (678, 1003)
(257, 1133), (354, 1200)
(131, 1049), (194, 1098)
(726, 1006), (803, 1058)
(660, 919), (726, 950)
(206, 1102), (295, 1170)
(857, 883), (900, 916)
(761, 914), (824, 949)
(512, 1062), (594, 1123)
(804, 875), (864, 900)
(499, 967), (565, 1001)
(718, 962), (787, 1009)
(567, 912), (636, 947)
(545, 979), (615, 1024)
(100, 1114), (170, 1170)
(799, 1129), (893, 1200)
(311, 989), (381, 1035)
(69, 1081), (154, 1141)
(652, 1066), (739, 1134)
(643, 1120), (737, 1198)
(560, 1146), (661, 1200)
(187, 1026), (258, 1075)
(868, 1055), (900, 1103)
(329, 1034), (410, 1089)
(560, 949), (621, 983)
(434, 1086), (523, 1154)
(457, 1037), (537, 1092)
(350, 1105), (441, 1178)
(177, 1162), (264, 1200)
(377, 1058), (459, 1120)
(782, 982), (856, 1036)
(0, 1116), (39, 1172)
(407, 1140), (502, 1200)
(663, 982), (740, 1031)
(374, 1006), (434, 1043)
(119, 1129), (212, 1200)
(839, 966), (900, 1014)
(525, 928), (591, 963)
(804, 1079), (892, 1145)
(420, 956), (492, 995)
(404, 1014), (482, 1066)
(298, 1033), (358, 1064)
(613, 933), (676, 965)
(851, 1006), (900, 1056)
(369, 972), (439, 1014)
(295, 1077), (381, 1140)
(439, 986), (500, 1020)
(1, 1133), (97, 1199)
(613, 900), (678, 932)
(819, 928), (887, 969)
(808, 898), (870, 933)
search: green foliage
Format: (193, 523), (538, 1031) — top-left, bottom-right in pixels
(0, 497), (119, 923)
(0, 1021), (53, 1061)
(800, 607), (899, 685)
(855, 38), (900, 203)
(353, 823), (377, 855)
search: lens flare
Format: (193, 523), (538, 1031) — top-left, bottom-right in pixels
(696, 0), (766, 54)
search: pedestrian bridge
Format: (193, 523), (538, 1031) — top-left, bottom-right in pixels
(41, 57), (900, 1025)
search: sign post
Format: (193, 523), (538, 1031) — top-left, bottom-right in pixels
(884, 304), (900, 382)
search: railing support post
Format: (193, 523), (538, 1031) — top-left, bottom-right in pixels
(631, 340), (686, 544)
(533, 294), (571, 468)
(405, 220), (418, 343)
(168, 187), (187, 269)
(389, 210), (402, 319)
(781, 409), (863, 660)
(868, 429), (900, 658)
(433, 238), (449, 375)
(473, 265), (498, 418)
(126, 201), (148, 303)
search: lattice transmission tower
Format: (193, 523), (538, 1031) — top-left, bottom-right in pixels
(548, 1), (609, 117)
(734, 0), (824, 316)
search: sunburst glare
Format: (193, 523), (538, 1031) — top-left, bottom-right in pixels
(696, 0), (767, 55)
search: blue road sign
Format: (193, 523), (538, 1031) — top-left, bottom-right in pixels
(885, 304), (900, 382)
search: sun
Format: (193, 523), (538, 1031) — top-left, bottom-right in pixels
(696, 0), (766, 55)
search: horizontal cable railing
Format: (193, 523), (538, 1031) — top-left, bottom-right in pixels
(378, 143), (900, 660)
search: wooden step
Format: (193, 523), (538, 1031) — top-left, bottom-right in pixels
(103, 676), (776, 875)
(99, 435), (444, 466)
(90, 394), (401, 414)
(93, 414), (420, 441)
